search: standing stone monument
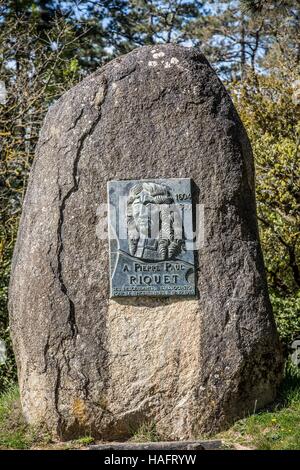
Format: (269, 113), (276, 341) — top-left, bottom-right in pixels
(9, 45), (283, 440)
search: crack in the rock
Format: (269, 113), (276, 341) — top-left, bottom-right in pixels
(115, 65), (137, 81)
(38, 135), (52, 150)
(51, 66), (139, 436)
(66, 108), (84, 132)
(56, 78), (108, 339)
(54, 362), (62, 436)
(42, 331), (50, 373)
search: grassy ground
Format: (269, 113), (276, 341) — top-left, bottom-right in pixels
(0, 386), (35, 449)
(216, 363), (300, 450)
(0, 364), (299, 450)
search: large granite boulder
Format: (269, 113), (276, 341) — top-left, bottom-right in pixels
(9, 44), (283, 440)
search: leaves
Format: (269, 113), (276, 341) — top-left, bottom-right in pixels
(271, 293), (300, 349)
(232, 55), (300, 298)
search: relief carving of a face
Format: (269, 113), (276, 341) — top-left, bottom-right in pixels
(127, 182), (184, 261)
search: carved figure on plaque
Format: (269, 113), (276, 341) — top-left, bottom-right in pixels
(127, 182), (184, 261)
(108, 178), (195, 297)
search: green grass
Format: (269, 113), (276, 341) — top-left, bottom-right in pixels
(217, 363), (300, 450)
(72, 436), (95, 446)
(0, 385), (33, 449)
(130, 422), (162, 443)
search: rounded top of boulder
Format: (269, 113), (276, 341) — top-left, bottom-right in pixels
(99, 43), (211, 74)
(73, 43), (220, 97)
(43, 43), (245, 190)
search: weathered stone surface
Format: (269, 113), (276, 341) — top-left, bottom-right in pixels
(9, 44), (283, 440)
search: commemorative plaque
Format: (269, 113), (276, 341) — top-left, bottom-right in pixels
(108, 178), (195, 297)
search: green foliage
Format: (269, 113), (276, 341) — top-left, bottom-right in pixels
(241, 0), (298, 16)
(0, 385), (31, 449)
(72, 435), (95, 446)
(98, 0), (203, 55)
(130, 422), (162, 442)
(232, 57), (300, 300)
(186, 0), (270, 80)
(231, 52), (300, 352)
(0, 226), (17, 391)
(271, 294), (300, 348)
(0, 384), (89, 449)
(279, 361), (300, 407)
